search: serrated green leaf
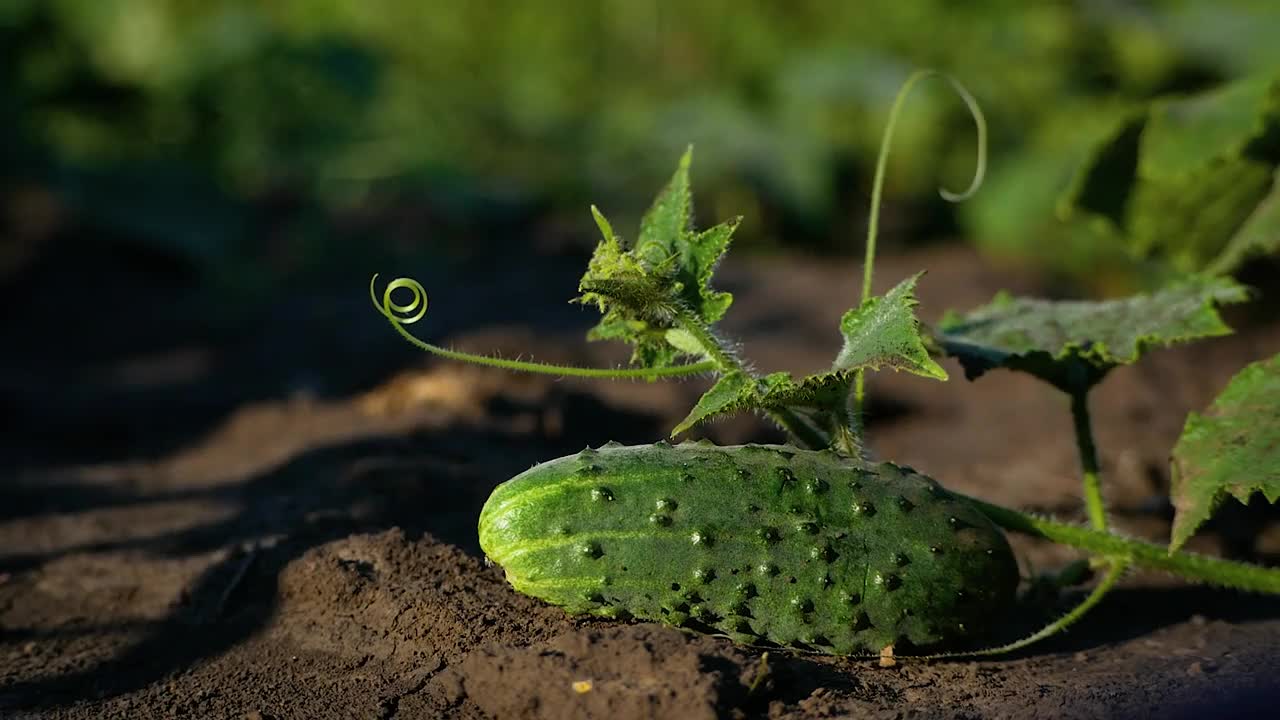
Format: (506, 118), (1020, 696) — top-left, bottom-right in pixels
(681, 219), (737, 323)
(670, 368), (859, 440)
(1169, 353), (1280, 552)
(671, 371), (755, 436)
(937, 277), (1250, 392)
(833, 273), (947, 381)
(759, 370), (855, 413)
(577, 148), (738, 370)
(635, 146), (694, 268)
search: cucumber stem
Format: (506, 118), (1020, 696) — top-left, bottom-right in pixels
(1070, 390), (1109, 531)
(967, 496), (1280, 594)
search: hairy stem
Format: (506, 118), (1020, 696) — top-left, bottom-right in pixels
(669, 305), (745, 376)
(968, 497), (1280, 594)
(854, 69), (988, 411)
(672, 305), (833, 449)
(372, 275), (716, 379)
(1070, 391), (1109, 531)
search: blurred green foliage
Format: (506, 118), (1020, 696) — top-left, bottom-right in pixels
(1061, 72), (1280, 278)
(4, 0), (1280, 286)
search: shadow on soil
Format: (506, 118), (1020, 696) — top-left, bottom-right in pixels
(0, 386), (668, 712)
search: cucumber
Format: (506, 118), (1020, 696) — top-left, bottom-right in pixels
(479, 441), (1019, 654)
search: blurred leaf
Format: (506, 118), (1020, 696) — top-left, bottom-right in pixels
(1140, 73), (1280, 178)
(1060, 73), (1280, 274)
(937, 277), (1249, 392)
(1127, 155), (1274, 271)
(1170, 353), (1280, 551)
(833, 273), (947, 381)
(1207, 170), (1280, 275)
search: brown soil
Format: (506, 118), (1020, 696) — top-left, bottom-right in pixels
(3, 247), (1280, 719)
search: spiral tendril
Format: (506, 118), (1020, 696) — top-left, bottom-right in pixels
(369, 274), (716, 380)
(378, 275), (428, 324)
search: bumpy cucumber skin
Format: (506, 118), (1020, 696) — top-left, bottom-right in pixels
(479, 442), (1019, 654)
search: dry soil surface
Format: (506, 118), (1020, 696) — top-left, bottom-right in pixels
(3, 247), (1280, 719)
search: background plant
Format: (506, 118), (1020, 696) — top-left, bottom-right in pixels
(7, 1), (1280, 295)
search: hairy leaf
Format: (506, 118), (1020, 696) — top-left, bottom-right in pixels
(937, 277), (1249, 392)
(834, 273), (947, 381)
(1170, 353), (1280, 552)
(672, 275), (946, 436)
(671, 371), (755, 436)
(759, 370), (856, 412)
(577, 148), (738, 369)
(671, 368), (861, 441)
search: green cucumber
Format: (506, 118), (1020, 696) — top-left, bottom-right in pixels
(479, 441), (1019, 654)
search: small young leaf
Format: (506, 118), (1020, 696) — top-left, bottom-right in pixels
(664, 327), (708, 357)
(1169, 353), (1280, 552)
(577, 148), (738, 370)
(671, 371), (755, 435)
(634, 146), (694, 268)
(937, 277), (1249, 392)
(833, 273), (947, 381)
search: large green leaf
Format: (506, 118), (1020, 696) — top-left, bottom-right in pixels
(937, 277), (1249, 392)
(577, 147), (739, 369)
(833, 272), (947, 380)
(1169, 353), (1280, 552)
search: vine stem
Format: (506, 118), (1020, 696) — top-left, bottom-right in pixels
(371, 275), (716, 379)
(671, 305), (831, 450)
(853, 69), (988, 411)
(1070, 391), (1109, 531)
(966, 496), (1280, 594)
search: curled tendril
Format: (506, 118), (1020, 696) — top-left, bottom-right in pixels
(371, 274), (429, 325)
(368, 274), (716, 380)
(855, 68), (988, 409)
(863, 68), (988, 301)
